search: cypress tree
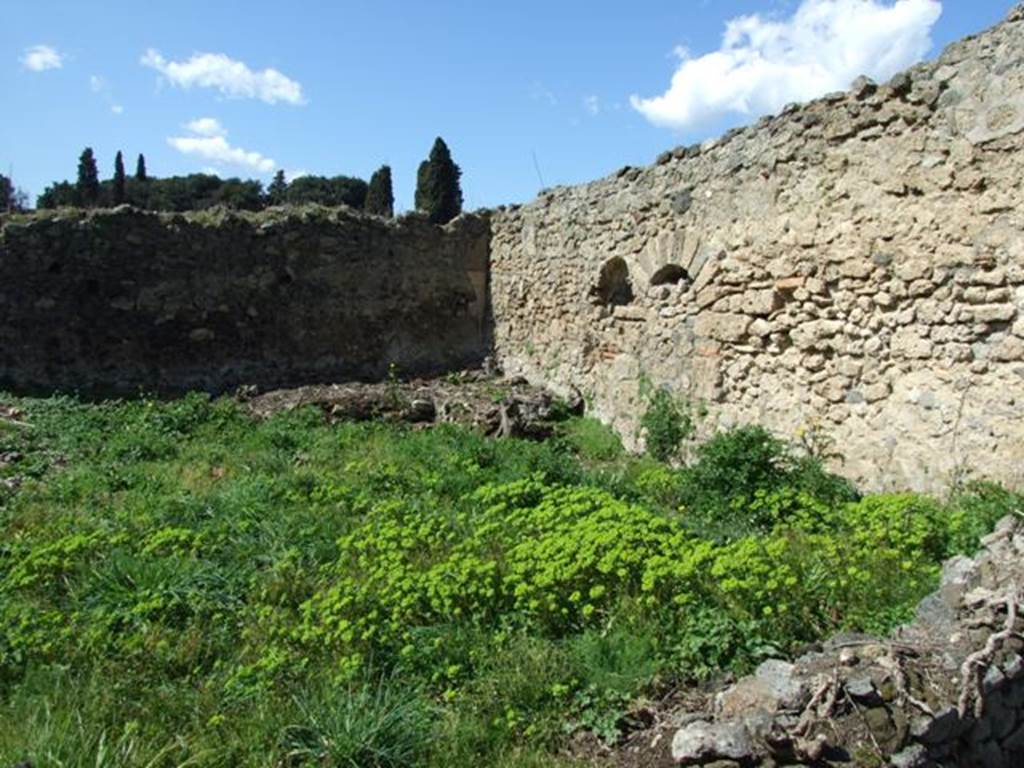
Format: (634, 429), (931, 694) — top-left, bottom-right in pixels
(267, 170), (287, 205)
(414, 137), (463, 224)
(0, 174), (12, 212)
(135, 153), (147, 182)
(113, 151), (126, 205)
(77, 147), (100, 207)
(365, 164), (394, 218)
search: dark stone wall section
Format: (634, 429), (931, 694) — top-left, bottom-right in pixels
(0, 206), (491, 395)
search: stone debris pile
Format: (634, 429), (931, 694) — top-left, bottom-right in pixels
(669, 516), (1024, 767)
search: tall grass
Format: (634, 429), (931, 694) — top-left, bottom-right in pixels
(0, 392), (1017, 766)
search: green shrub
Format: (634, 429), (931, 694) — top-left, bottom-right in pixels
(639, 388), (694, 462)
(676, 426), (858, 541)
(945, 481), (1024, 554)
(668, 604), (774, 680)
(296, 479), (682, 665)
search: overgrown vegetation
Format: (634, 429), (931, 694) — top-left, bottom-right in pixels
(0, 393), (1018, 766)
(37, 171), (368, 213)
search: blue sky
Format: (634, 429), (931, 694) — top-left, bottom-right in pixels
(2, 1), (1015, 211)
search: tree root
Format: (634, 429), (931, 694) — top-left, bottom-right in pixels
(877, 648), (934, 717)
(957, 585), (1023, 719)
(795, 666), (840, 737)
(843, 688), (884, 762)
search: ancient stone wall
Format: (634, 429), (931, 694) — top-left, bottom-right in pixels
(0, 206), (490, 395)
(4, 11), (1024, 492)
(489, 6), (1024, 492)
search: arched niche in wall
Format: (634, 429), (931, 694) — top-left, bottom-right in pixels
(649, 264), (690, 287)
(593, 256), (634, 307)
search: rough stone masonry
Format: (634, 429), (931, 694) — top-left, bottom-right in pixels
(0, 206), (490, 395)
(489, 4), (1024, 492)
(3, 7), (1024, 493)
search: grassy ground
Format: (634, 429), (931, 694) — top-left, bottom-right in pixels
(0, 392), (1019, 767)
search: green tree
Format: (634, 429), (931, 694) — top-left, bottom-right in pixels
(365, 164), (394, 217)
(0, 174), (27, 212)
(0, 174), (14, 212)
(415, 137), (462, 224)
(37, 181), (78, 209)
(113, 151), (126, 205)
(135, 153), (147, 182)
(77, 147), (100, 207)
(267, 169), (288, 206)
(215, 178), (265, 210)
(285, 175), (367, 208)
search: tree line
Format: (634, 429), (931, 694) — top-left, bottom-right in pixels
(32, 137), (464, 224)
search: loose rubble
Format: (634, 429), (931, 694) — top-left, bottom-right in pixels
(242, 369), (582, 439)
(659, 516), (1024, 767)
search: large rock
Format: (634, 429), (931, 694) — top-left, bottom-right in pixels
(671, 720), (757, 765)
(716, 659), (809, 717)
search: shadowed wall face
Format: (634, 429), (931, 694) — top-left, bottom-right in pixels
(0, 208), (491, 395)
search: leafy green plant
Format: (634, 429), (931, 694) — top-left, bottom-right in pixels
(639, 387), (695, 463)
(674, 425), (856, 540)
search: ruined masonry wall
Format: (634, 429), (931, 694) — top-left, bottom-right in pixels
(0, 207), (491, 394)
(489, 6), (1024, 492)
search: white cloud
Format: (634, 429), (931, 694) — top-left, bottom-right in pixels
(631, 0), (942, 130)
(284, 169), (309, 182)
(529, 81), (558, 106)
(167, 119), (276, 173)
(584, 95), (601, 116)
(21, 44), (63, 72)
(141, 49), (305, 105)
(185, 117), (226, 137)
(89, 74), (124, 114)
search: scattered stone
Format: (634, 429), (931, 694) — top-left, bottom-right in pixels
(671, 720), (756, 764)
(890, 743), (929, 768)
(244, 372), (574, 440)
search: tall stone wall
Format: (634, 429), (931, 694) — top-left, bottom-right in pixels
(490, 6), (1024, 492)
(0, 206), (490, 395)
